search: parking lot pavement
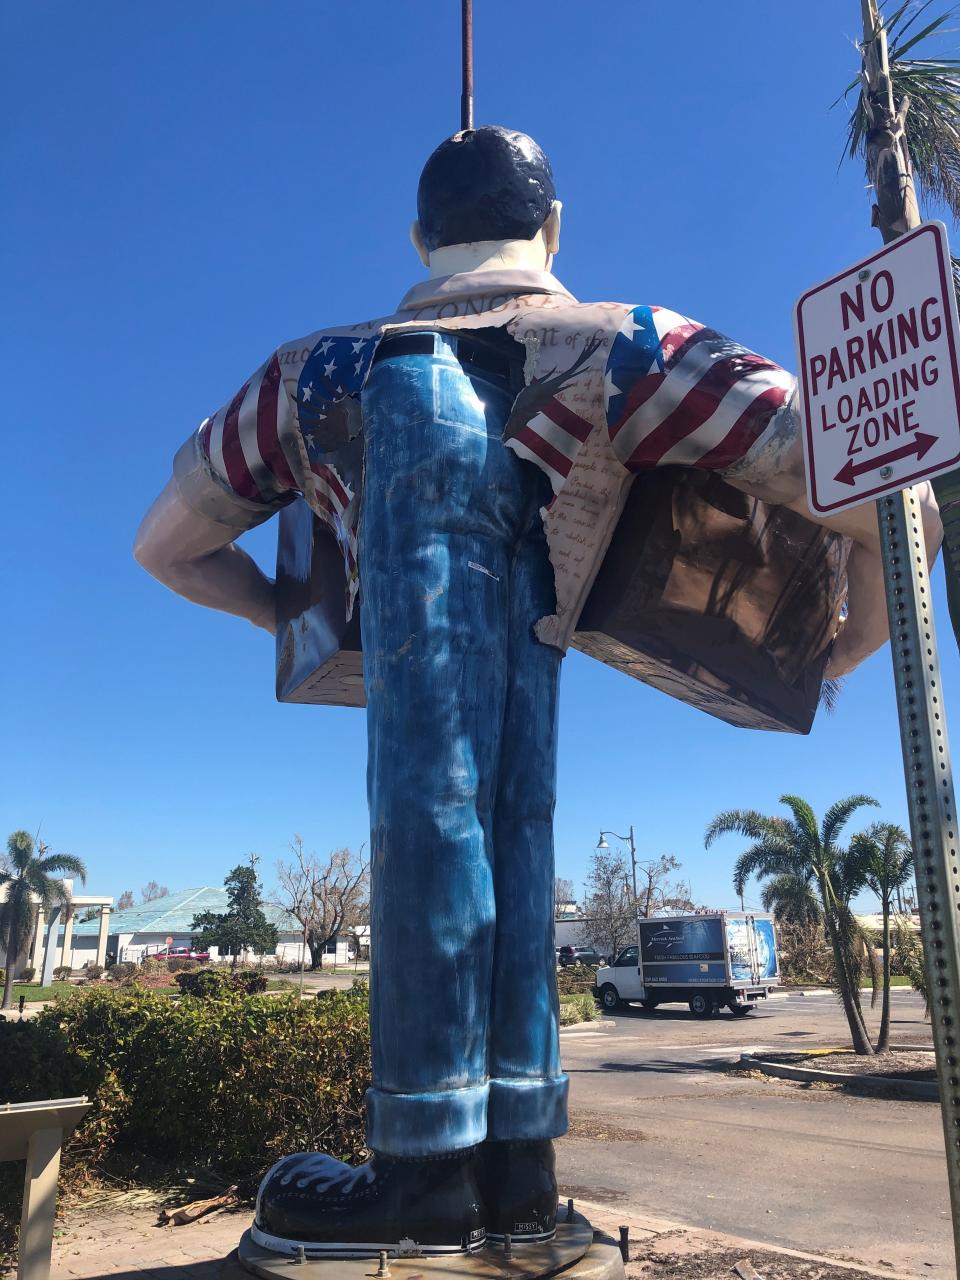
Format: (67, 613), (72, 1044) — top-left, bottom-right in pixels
(557, 989), (947, 1278)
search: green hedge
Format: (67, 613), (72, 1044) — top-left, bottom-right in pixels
(0, 982), (371, 1256)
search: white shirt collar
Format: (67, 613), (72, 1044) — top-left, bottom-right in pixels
(397, 269), (576, 312)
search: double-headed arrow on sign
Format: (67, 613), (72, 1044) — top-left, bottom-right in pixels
(834, 431), (938, 486)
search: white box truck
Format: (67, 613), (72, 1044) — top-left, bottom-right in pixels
(594, 912), (779, 1017)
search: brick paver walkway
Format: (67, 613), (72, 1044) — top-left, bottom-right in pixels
(50, 1205), (250, 1278)
(40, 1196), (911, 1279)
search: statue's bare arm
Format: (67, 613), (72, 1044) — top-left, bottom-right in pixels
(134, 477), (278, 635)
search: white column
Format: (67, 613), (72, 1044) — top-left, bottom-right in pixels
(18, 1126), (62, 1280)
(29, 909), (46, 974)
(59, 909), (75, 973)
(95, 908), (111, 968)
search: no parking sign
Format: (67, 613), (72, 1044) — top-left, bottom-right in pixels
(794, 221), (960, 514)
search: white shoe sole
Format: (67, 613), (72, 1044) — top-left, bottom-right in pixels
(486, 1229), (557, 1244)
(251, 1223), (487, 1259)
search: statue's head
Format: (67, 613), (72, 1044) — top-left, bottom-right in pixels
(412, 125), (560, 266)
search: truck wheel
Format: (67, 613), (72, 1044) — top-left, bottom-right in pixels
(599, 984), (622, 1012)
(688, 993), (716, 1017)
(640, 998), (659, 1012)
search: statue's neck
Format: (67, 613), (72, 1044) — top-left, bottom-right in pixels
(427, 234), (552, 279)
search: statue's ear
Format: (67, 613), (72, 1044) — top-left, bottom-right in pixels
(410, 221), (430, 267)
(543, 201), (562, 257)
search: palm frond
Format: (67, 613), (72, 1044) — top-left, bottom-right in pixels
(819, 676), (845, 713)
(731, 842), (802, 897)
(36, 852), (87, 884)
(6, 830), (35, 875)
(23, 865), (70, 909)
(821, 794), (880, 852)
(760, 873), (823, 925)
(778, 795), (821, 847)
(704, 809), (786, 848)
(0, 882), (37, 964)
(849, 823), (914, 901)
(843, 3), (960, 220)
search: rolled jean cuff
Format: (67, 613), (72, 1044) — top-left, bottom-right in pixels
(486, 1075), (569, 1141)
(365, 1084), (488, 1157)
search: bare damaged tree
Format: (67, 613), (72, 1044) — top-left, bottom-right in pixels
(141, 880), (169, 903)
(275, 838), (369, 971)
(554, 876), (575, 912)
(578, 847), (633, 960)
(635, 854), (695, 917)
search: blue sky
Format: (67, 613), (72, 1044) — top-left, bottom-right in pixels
(3, 1), (957, 912)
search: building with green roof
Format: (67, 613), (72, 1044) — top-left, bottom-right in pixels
(67, 886), (350, 967)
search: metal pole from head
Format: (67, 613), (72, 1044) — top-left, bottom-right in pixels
(460, 0), (474, 131)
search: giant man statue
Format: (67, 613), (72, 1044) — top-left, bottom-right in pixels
(135, 128), (942, 1259)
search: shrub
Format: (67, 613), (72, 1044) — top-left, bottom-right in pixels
(137, 971), (176, 990)
(556, 963), (598, 996)
(0, 984), (370, 1188)
(175, 968), (227, 998)
(175, 967), (267, 998)
(83, 964), (104, 981)
(559, 993), (599, 1026)
(18, 967), (36, 984)
(229, 968), (268, 994)
(53, 966), (73, 981)
(106, 962), (138, 983)
(165, 957), (199, 973)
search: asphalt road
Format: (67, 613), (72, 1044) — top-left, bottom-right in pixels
(556, 988), (949, 1277)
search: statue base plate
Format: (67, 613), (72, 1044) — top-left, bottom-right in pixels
(225, 1214), (625, 1280)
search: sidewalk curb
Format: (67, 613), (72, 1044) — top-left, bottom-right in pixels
(738, 1052), (938, 1099)
(571, 1196), (927, 1280)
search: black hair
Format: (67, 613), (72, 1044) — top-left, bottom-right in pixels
(416, 126), (556, 252)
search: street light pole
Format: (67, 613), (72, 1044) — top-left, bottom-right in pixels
(598, 826), (641, 959)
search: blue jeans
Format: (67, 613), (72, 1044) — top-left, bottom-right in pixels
(359, 332), (568, 1157)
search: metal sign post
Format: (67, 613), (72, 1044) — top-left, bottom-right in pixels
(795, 223), (960, 1258)
(877, 486), (960, 1258)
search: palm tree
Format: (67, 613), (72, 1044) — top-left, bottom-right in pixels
(0, 830), (87, 1009)
(848, 823), (914, 1049)
(843, 0), (960, 647)
(705, 794), (879, 1054)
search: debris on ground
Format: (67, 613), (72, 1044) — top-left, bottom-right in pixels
(158, 1184), (238, 1226)
(564, 1111), (645, 1142)
(781, 1051), (934, 1082)
(733, 1261), (764, 1280)
(628, 1246), (893, 1278)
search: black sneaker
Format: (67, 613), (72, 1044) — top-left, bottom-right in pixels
(251, 1148), (486, 1259)
(476, 1138), (558, 1243)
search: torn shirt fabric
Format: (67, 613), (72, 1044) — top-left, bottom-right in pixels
(175, 268), (802, 649)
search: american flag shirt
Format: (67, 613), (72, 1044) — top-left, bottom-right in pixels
(181, 270), (801, 645)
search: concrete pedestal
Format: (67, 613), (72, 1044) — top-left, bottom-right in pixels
(222, 1213), (626, 1280)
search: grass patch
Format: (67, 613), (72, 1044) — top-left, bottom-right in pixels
(559, 993), (599, 1026)
(7, 982), (76, 1002)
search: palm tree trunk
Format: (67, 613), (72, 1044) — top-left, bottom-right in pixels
(1, 919), (16, 1011)
(823, 894), (874, 1054)
(859, 0), (960, 652)
(878, 897), (892, 1050)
